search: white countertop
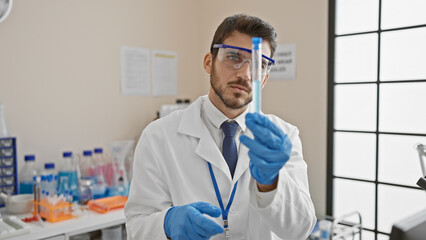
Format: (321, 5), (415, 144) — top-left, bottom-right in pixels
(1, 207), (125, 240)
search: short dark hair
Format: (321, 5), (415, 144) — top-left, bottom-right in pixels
(210, 14), (278, 58)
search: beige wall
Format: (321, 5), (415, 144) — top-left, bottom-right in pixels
(198, 1), (329, 214)
(0, 0), (328, 214)
(0, 0), (202, 167)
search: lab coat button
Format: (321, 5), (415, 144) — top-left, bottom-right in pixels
(230, 206), (237, 214)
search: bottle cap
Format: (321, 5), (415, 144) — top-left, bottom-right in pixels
(252, 37), (262, 50)
(24, 155), (35, 161)
(63, 152), (72, 158)
(45, 163), (55, 169)
(83, 150), (92, 156)
(94, 148), (103, 154)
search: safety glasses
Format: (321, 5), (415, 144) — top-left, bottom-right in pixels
(212, 44), (275, 79)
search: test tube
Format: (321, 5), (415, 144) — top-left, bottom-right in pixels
(251, 37), (262, 113)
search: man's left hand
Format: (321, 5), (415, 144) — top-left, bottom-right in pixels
(240, 113), (292, 186)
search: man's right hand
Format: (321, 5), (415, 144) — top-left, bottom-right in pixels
(164, 202), (224, 239)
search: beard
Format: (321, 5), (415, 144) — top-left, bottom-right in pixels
(210, 63), (252, 110)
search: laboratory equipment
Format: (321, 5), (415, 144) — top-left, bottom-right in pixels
(0, 137), (17, 207)
(79, 178), (93, 205)
(58, 152), (79, 201)
(41, 163), (57, 197)
(159, 99), (191, 118)
(0, 216), (31, 239)
(33, 175), (41, 215)
(80, 150), (96, 180)
(389, 209), (426, 240)
(415, 144), (426, 190)
(0, 0), (13, 24)
(18, 154), (38, 194)
(87, 195), (128, 214)
(0, 104), (9, 137)
(0, 193), (33, 214)
(308, 212), (362, 240)
(33, 195), (74, 223)
(92, 148), (107, 199)
(107, 140), (134, 196)
(93, 148), (106, 179)
(251, 37), (262, 113)
(104, 152), (119, 189)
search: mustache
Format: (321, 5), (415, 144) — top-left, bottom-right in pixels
(228, 78), (252, 92)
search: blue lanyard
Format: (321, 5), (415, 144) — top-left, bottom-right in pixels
(207, 162), (238, 237)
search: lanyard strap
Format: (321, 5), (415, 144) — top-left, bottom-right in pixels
(207, 162), (238, 228)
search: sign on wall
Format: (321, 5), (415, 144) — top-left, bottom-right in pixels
(268, 44), (296, 81)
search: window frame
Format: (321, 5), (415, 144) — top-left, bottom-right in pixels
(327, 0), (426, 238)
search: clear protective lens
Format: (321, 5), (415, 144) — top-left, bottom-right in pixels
(217, 47), (272, 78)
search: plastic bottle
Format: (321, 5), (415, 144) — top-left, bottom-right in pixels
(93, 148), (106, 179)
(92, 148), (107, 199)
(58, 152), (79, 201)
(104, 153), (120, 196)
(80, 150), (96, 180)
(42, 163), (57, 197)
(319, 220), (332, 240)
(19, 155), (38, 194)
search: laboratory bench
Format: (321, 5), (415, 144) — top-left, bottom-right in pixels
(0, 207), (126, 240)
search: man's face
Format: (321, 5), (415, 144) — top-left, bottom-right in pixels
(207, 31), (272, 111)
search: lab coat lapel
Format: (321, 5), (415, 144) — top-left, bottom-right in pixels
(177, 97), (232, 182)
(196, 126), (232, 181)
(232, 130), (253, 184)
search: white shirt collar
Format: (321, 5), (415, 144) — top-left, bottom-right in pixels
(203, 96), (248, 132)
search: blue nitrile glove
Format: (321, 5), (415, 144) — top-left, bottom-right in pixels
(164, 202), (224, 240)
(240, 113), (292, 185)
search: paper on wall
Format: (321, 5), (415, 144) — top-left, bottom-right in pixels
(120, 46), (150, 95)
(152, 50), (178, 96)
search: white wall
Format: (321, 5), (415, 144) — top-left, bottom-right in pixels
(0, 0), (328, 214)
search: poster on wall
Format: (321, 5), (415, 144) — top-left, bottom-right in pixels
(120, 46), (150, 95)
(268, 43), (296, 81)
(152, 50), (178, 96)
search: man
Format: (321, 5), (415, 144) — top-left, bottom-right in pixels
(125, 14), (316, 240)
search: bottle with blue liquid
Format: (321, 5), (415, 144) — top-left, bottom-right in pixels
(41, 163), (57, 197)
(58, 152), (79, 202)
(19, 155), (38, 194)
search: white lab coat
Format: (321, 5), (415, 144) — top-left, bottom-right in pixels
(125, 96), (316, 240)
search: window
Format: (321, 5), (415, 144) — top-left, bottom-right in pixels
(328, 0), (426, 239)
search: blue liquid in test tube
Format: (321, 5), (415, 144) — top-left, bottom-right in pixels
(251, 37), (262, 113)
